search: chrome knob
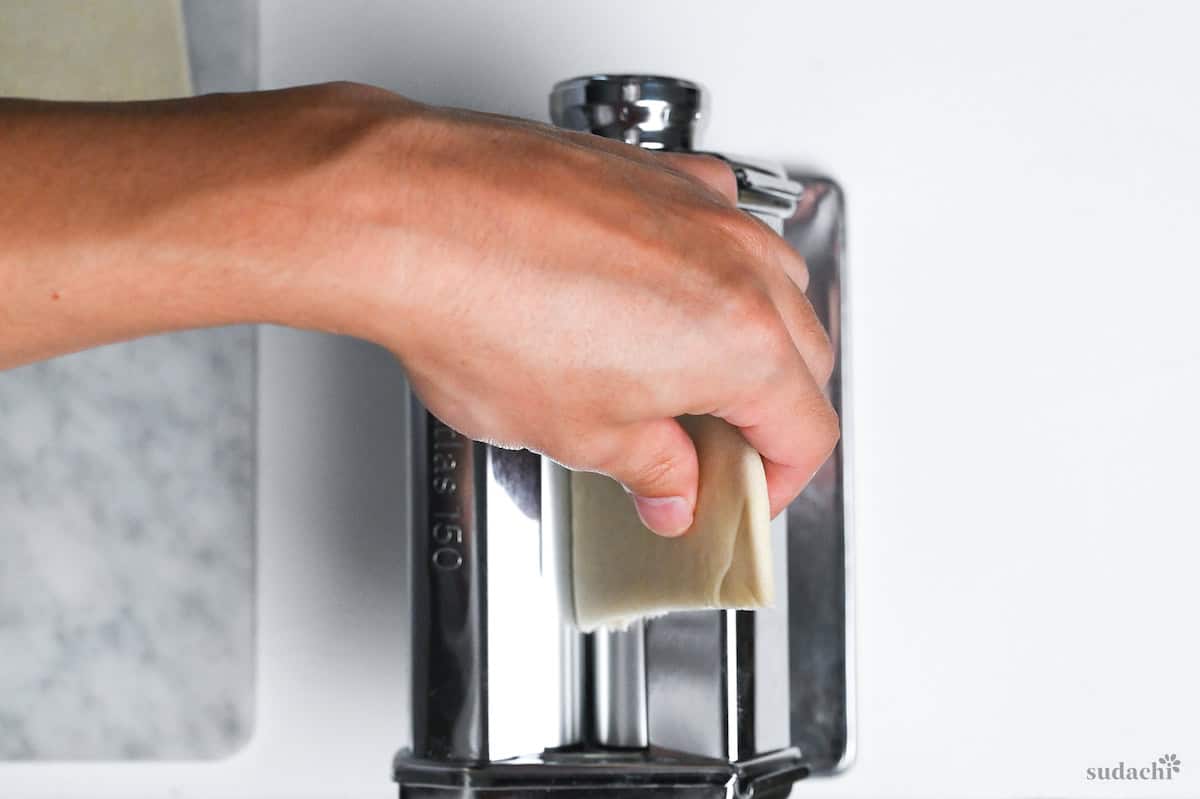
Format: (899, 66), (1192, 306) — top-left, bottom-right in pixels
(550, 74), (704, 150)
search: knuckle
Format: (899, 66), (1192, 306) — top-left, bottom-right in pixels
(627, 445), (684, 493)
(715, 208), (773, 263)
(680, 154), (737, 201)
(714, 266), (774, 324)
(696, 153), (731, 172)
(806, 398), (841, 451)
(726, 289), (791, 361)
(811, 335), (836, 386)
(791, 255), (811, 291)
(586, 421), (692, 495)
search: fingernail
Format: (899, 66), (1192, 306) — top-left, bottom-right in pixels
(633, 495), (693, 537)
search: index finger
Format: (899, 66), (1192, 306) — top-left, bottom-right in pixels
(718, 349), (840, 517)
(656, 152), (739, 206)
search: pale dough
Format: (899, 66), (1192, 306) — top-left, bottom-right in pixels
(570, 415), (773, 631)
(0, 1), (191, 101)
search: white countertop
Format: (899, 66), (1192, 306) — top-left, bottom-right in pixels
(3, 1), (1199, 796)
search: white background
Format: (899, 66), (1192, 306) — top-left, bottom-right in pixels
(4, 1), (1199, 797)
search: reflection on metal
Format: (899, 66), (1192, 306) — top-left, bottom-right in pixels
(593, 623), (649, 749)
(782, 176), (853, 772)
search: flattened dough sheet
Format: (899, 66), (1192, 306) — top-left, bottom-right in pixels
(570, 415), (773, 630)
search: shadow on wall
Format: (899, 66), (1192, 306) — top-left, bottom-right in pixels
(182, 0), (258, 93)
(264, 329), (415, 638)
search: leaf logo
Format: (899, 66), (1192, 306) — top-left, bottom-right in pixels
(1158, 754), (1182, 774)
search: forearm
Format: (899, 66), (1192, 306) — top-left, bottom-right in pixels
(0, 82), (837, 529)
(0, 86), (408, 368)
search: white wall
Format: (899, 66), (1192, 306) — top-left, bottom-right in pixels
(254, 1), (1200, 797)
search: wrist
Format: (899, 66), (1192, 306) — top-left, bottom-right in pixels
(231, 84), (431, 347)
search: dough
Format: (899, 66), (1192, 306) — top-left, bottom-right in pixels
(0, 1), (191, 102)
(570, 415), (773, 630)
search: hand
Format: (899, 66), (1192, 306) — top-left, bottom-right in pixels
(295, 85), (839, 534)
(0, 82), (838, 537)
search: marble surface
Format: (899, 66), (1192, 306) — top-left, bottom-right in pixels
(0, 332), (255, 759)
(0, 1), (258, 761)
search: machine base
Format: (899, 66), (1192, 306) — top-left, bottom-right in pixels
(395, 746), (808, 798)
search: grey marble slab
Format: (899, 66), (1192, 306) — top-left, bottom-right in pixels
(0, 331), (256, 759)
(0, 1), (259, 761)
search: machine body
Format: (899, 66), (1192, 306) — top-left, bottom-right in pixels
(397, 75), (851, 798)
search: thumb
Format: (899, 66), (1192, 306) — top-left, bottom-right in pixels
(596, 418), (699, 538)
